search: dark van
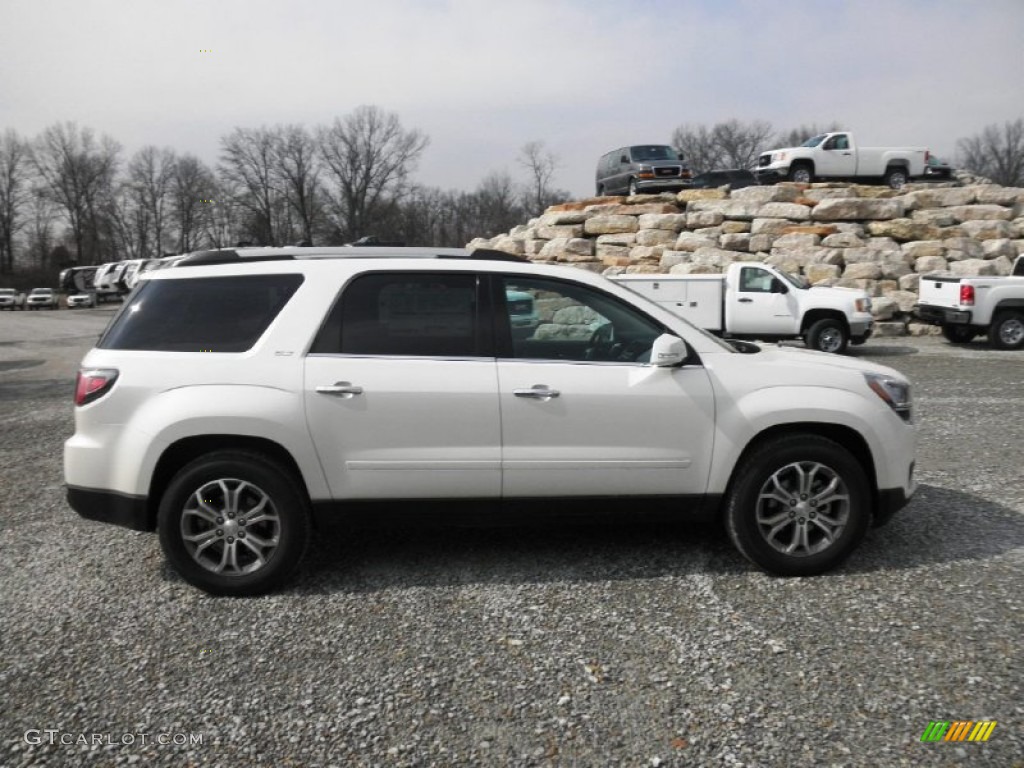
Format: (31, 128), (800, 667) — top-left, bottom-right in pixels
(596, 145), (693, 196)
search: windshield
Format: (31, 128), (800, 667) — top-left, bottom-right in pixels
(800, 134), (827, 148)
(777, 269), (807, 289)
(631, 145), (679, 162)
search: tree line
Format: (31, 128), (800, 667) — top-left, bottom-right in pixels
(0, 109), (1021, 277)
(0, 106), (568, 275)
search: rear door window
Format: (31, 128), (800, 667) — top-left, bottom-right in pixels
(99, 274), (303, 352)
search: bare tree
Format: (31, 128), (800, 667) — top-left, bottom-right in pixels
(473, 171), (524, 238)
(316, 106), (429, 241)
(671, 123), (722, 174)
(171, 154), (217, 254)
(219, 127), (281, 245)
(31, 122), (120, 264)
(713, 119), (775, 169)
(0, 130), (33, 273)
(774, 122), (844, 149)
(126, 146), (176, 257)
(957, 118), (1024, 186)
(518, 140), (566, 215)
(274, 125), (321, 244)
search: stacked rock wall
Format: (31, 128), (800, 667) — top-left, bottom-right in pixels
(468, 182), (1024, 336)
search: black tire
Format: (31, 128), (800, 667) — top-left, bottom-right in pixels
(988, 310), (1024, 350)
(884, 167), (908, 189)
(157, 450), (311, 596)
(725, 434), (871, 576)
(941, 324), (976, 344)
(788, 164), (813, 184)
(596, 184), (605, 196)
(628, 178), (639, 196)
(806, 317), (849, 354)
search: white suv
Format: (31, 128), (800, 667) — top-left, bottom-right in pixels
(65, 246), (917, 595)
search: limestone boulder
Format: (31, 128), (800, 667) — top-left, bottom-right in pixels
(691, 246), (746, 267)
(635, 228), (678, 247)
(902, 241), (947, 260)
(805, 263), (842, 283)
(982, 239), (1018, 260)
(901, 187), (975, 209)
(720, 233), (751, 252)
(898, 273), (921, 292)
(669, 263), (720, 275)
(914, 255), (949, 274)
(491, 236), (525, 255)
(910, 209), (958, 226)
(942, 237), (985, 260)
(871, 297), (899, 320)
(946, 205), (1014, 222)
(811, 197), (905, 221)
(756, 202), (812, 220)
(748, 234), (775, 253)
(802, 187), (859, 202)
(686, 200), (762, 220)
(539, 237), (593, 260)
(675, 233), (717, 252)
(960, 220), (1017, 240)
(596, 244), (631, 265)
(538, 211), (591, 226)
(629, 245), (667, 263)
(584, 215), (639, 235)
(865, 219), (943, 242)
(687, 211), (724, 228)
(844, 262), (883, 279)
(722, 221), (751, 234)
(537, 224), (584, 239)
(751, 218), (796, 235)
(972, 185), (1024, 205)
(638, 213), (688, 231)
(676, 188), (728, 203)
(659, 251), (692, 270)
(730, 185), (802, 204)
(822, 232), (865, 248)
(772, 232), (821, 249)
(949, 258), (997, 276)
(596, 232), (637, 247)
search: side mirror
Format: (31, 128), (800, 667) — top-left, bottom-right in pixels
(650, 333), (688, 367)
(771, 278), (788, 294)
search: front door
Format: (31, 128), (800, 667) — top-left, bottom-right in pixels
(493, 275), (715, 498)
(727, 266), (799, 336)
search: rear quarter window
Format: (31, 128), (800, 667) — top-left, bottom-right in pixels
(99, 274), (303, 352)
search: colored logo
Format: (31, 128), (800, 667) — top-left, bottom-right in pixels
(921, 721), (997, 742)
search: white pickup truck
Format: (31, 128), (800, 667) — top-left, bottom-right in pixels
(755, 132), (929, 189)
(915, 255), (1024, 349)
(614, 262), (874, 353)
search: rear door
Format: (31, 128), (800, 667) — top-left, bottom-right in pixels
(493, 274), (715, 498)
(304, 271), (502, 500)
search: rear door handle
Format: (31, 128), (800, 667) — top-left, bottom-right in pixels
(316, 381), (363, 398)
(514, 385), (560, 400)
(738, 298), (753, 303)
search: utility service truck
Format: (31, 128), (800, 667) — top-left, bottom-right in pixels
(613, 262), (873, 354)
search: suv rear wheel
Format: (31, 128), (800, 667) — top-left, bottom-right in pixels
(725, 434), (871, 576)
(157, 451), (311, 596)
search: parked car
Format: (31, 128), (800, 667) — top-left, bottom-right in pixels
(922, 155), (953, 180)
(92, 262), (122, 303)
(916, 255), (1024, 349)
(59, 265), (98, 294)
(65, 245), (916, 595)
(756, 132), (929, 189)
(596, 145), (694, 196)
(26, 288), (59, 310)
(614, 262), (873, 354)
(67, 293), (96, 309)
(0, 288), (25, 310)
(689, 169), (758, 190)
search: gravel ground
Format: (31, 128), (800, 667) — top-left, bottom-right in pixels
(1, 310), (1021, 768)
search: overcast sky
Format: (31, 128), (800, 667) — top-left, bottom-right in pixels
(2, 0), (1022, 198)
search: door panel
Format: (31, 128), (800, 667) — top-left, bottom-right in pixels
(727, 267), (799, 335)
(497, 361), (715, 497)
(305, 357), (501, 499)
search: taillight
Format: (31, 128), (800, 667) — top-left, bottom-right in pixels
(75, 368), (119, 406)
(959, 284), (974, 306)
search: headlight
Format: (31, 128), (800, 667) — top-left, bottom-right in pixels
(855, 297), (872, 313)
(864, 373), (912, 422)
(773, 152), (788, 162)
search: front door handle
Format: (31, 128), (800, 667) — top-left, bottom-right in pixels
(316, 381), (363, 398)
(514, 385), (560, 400)
(738, 297), (753, 303)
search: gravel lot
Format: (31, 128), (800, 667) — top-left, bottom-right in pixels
(1, 309), (1021, 768)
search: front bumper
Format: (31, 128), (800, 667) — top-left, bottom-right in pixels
(915, 303), (972, 325)
(755, 166), (788, 183)
(636, 178), (693, 193)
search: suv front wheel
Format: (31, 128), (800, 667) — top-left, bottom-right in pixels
(157, 451), (311, 596)
(724, 435), (871, 576)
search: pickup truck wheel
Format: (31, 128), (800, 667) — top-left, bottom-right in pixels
(725, 435), (871, 576)
(158, 451), (311, 596)
(788, 165), (813, 184)
(596, 184), (605, 196)
(941, 325), (976, 344)
(884, 167), (908, 189)
(806, 318), (849, 354)
(628, 178), (639, 196)
(989, 311), (1024, 350)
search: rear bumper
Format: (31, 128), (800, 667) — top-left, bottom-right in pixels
(916, 304), (972, 325)
(67, 485), (153, 532)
